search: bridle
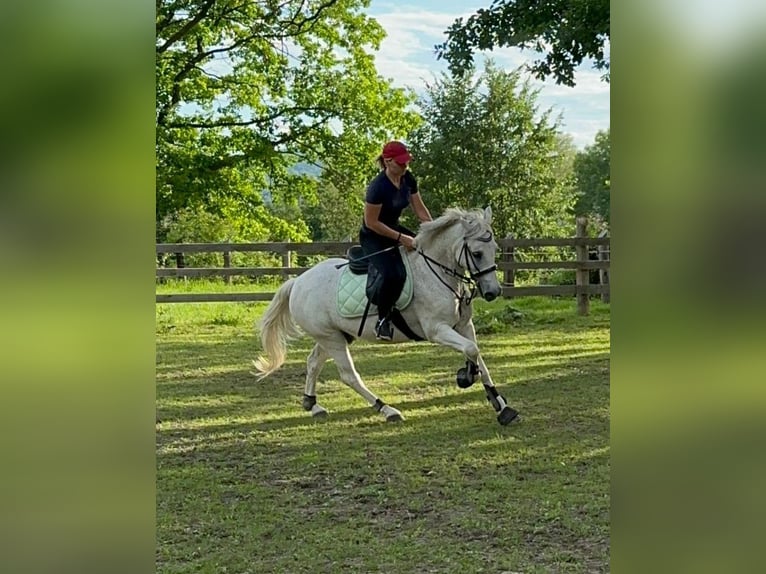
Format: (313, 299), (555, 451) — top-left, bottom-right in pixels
(417, 230), (498, 306)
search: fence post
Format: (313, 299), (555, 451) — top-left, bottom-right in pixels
(575, 217), (589, 316)
(156, 254), (166, 284)
(598, 229), (610, 303)
(502, 234), (515, 287)
(282, 241), (291, 271)
(175, 251), (187, 284)
(223, 250), (232, 284)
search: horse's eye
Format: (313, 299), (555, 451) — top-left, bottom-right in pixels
(472, 251), (483, 259)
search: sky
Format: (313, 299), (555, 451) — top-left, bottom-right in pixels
(366, 0), (610, 149)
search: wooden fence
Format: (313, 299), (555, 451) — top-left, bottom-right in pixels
(156, 217), (609, 315)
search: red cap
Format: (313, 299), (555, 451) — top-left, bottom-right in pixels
(381, 140), (413, 164)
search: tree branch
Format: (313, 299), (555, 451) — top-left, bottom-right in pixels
(165, 105), (338, 129)
(157, 0), (218, 54)
(157, 0), (350, 126)
(287, 0), (338, 35)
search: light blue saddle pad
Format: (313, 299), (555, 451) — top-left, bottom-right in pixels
(336, 253), (414, 318)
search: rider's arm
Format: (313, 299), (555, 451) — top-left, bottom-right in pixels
(364, 203), (401, 241)
(410, 192), (432, 223)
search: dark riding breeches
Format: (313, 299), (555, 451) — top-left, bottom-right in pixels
(359, 224), (413, 317)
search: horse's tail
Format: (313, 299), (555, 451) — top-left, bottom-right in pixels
(253, 278), (301, 379)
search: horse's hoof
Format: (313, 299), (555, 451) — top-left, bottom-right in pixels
(456, 367), (474, 389)
(311, 405), (328, 418)
(497, 406), (519, 426)
(386, 413), (404, 422)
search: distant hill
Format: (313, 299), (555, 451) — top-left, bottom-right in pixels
(261, 161), (323, 203)
(290, 162), (322, 177)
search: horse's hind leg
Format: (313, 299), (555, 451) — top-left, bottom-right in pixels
(302, 343), (330, 418)
(322, 336), (403, 422)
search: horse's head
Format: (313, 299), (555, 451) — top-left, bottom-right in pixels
(416, 206), (503, 302)
(458, 206), (502, 301)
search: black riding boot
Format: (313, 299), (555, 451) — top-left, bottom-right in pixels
(375, 314), (394, 341)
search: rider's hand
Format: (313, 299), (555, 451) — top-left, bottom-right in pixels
(399, 234), (416, 251)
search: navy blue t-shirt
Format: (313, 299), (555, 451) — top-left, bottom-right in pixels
(363, 170), (419, 229)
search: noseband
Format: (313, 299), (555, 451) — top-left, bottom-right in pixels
(459, 231), (498, 280)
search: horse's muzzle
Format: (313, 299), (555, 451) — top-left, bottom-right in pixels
(483, 290), (499, 302)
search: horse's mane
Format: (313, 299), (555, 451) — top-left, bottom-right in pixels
(415, 207), (487, 250)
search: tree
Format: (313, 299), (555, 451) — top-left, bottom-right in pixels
(303, 178), (364, 241)
(407, 61), (576, 240)
(156, 0), (420, 240)
(573, 129), (610, 226)
(435, 0), (610, 87)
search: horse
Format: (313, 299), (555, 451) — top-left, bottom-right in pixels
(253, 206), (519, 426)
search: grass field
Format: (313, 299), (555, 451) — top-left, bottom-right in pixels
(156, 296), (610, 573)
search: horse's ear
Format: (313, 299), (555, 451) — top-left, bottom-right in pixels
(484, 206), (493, 224)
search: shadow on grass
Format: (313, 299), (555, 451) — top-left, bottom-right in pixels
(157, 323), (610, 477)
(157, 308), (610, 573)
(158, 325), (609, 375)
(157, 325), (609, 427)
(158, 353), (609, 466)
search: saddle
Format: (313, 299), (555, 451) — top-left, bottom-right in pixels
(337, 246), (413, 317)
(346, 245), (369, 275)
(337, 246), (423, 341)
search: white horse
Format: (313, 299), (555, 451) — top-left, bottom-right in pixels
(253, 207), (519, 426)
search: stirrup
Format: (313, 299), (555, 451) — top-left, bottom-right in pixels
(375, 318), (393, 341)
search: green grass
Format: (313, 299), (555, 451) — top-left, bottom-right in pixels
(157, 297), (610, 573)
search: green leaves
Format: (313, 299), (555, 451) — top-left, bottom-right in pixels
(156, 0), (418, 240)
(408, 61), (575, 239)
(574, 129), (610, 227)
(436, 0), (610, 87)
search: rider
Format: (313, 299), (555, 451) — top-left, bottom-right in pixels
(360, 140), (432, 341)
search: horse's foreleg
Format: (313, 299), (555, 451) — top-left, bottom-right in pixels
(430, 322), (519, 426)
(303, 343), (330, 417)
(454, 319), (495, 387)
(427, 323), (481, 362)
(323, 338), (403, 422)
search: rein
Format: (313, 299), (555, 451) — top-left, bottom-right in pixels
(417, 236), (498, 306)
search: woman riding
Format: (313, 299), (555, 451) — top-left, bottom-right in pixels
(360, 140), (432, 340)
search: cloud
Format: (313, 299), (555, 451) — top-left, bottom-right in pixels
(371, 10), (451, 90)
(370, 4), (500, 89)
(374, 8), (460, 37)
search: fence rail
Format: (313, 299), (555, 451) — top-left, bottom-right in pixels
(156, 241), (351, 254)
(155, 237), (609, 255)
(156, 220), (609, 314)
